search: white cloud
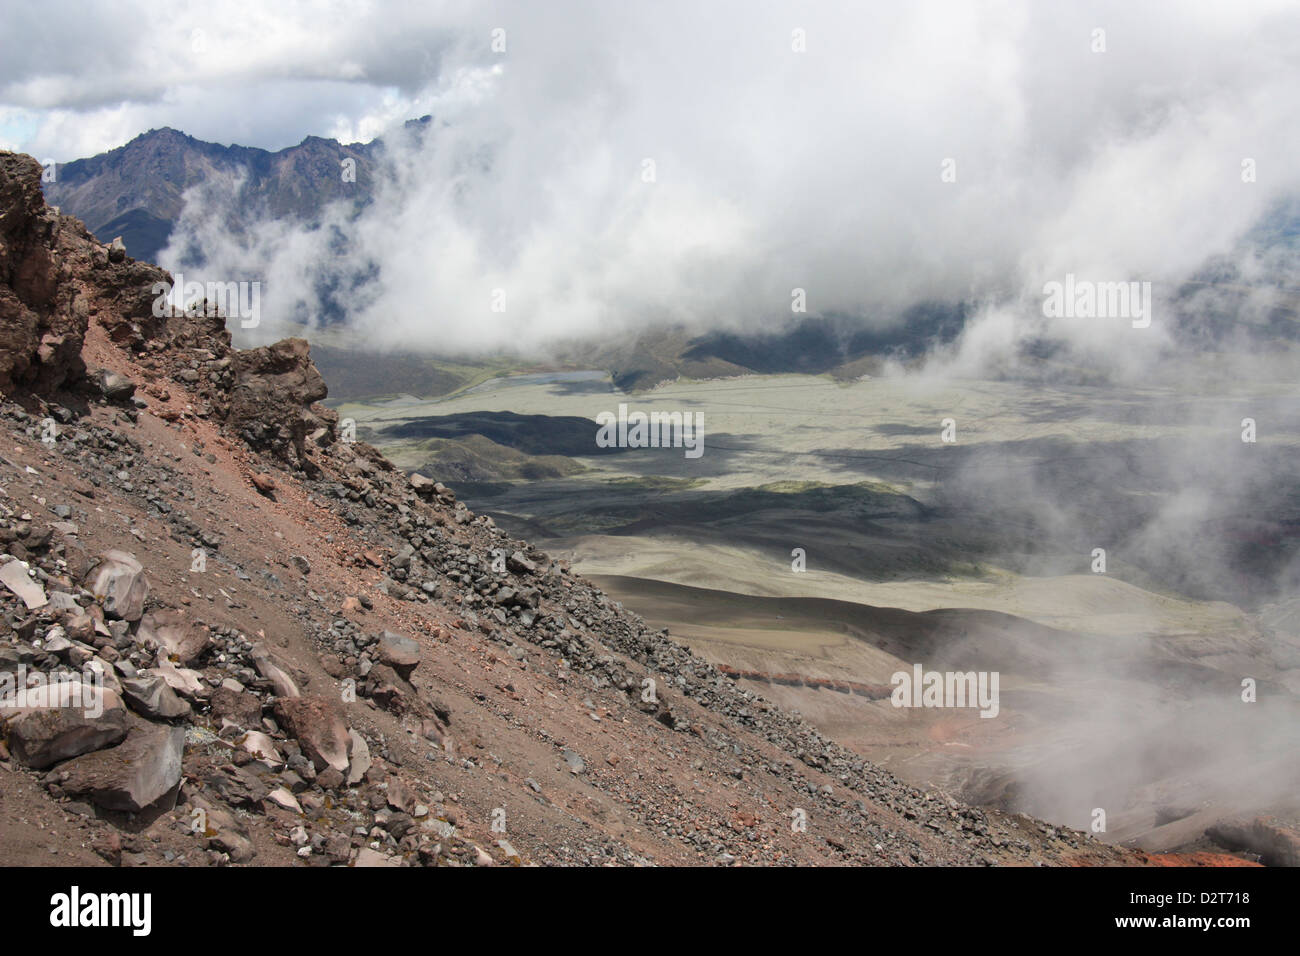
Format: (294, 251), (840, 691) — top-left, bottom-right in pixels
(5, 0), (1298, 366)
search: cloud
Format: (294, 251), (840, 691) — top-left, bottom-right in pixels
(8, 1), (1298, 365)
(0, 0), (467, 155)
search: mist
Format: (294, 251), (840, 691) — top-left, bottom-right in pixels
(145, 0), (1300, 372)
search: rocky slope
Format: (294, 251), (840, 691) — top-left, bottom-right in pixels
(0, 148), (1183, 867)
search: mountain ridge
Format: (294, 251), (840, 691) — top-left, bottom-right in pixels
(40, 123), (403, 264)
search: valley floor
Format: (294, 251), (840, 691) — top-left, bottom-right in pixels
(338, 362), (1300, 862)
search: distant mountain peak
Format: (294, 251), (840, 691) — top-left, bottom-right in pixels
(42, 124), (393, 264)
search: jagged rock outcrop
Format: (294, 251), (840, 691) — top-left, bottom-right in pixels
(1, 151), (174, 396)
(0, 153), (84, 394)
(228, 337), (332, 467)
(2, 149), (338, 479)
(1207, 817), (1300, 868)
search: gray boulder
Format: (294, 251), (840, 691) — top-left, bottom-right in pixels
(83, 550), (149, 621)
(59, 722), (184, 812)
(120, 674), (191, 720)
(1, 683), (130, 768)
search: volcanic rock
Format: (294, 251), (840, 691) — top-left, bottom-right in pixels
(57, 722), (184, 812)
(227, 338), (329, 467)
(347, 729), (371, 785)
(273, 695), (350, 773)
(239, 730), (284, 767)
(91, 368), (135, 402)
(0, 559), (47, 610)
(249, 643), (300, 698)
(0, 683), (129, 768)
(141, 659), (206, 699)
(375, 630), (420, 677)
(120, 674), (191, 720)
(366, 663), (414, 712)
(209, 687), (262, 728)
(136, 609), (210, 664)
(83, 550), (149, 622)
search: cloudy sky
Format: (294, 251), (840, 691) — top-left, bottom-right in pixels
(3, 0), (1298, 359)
